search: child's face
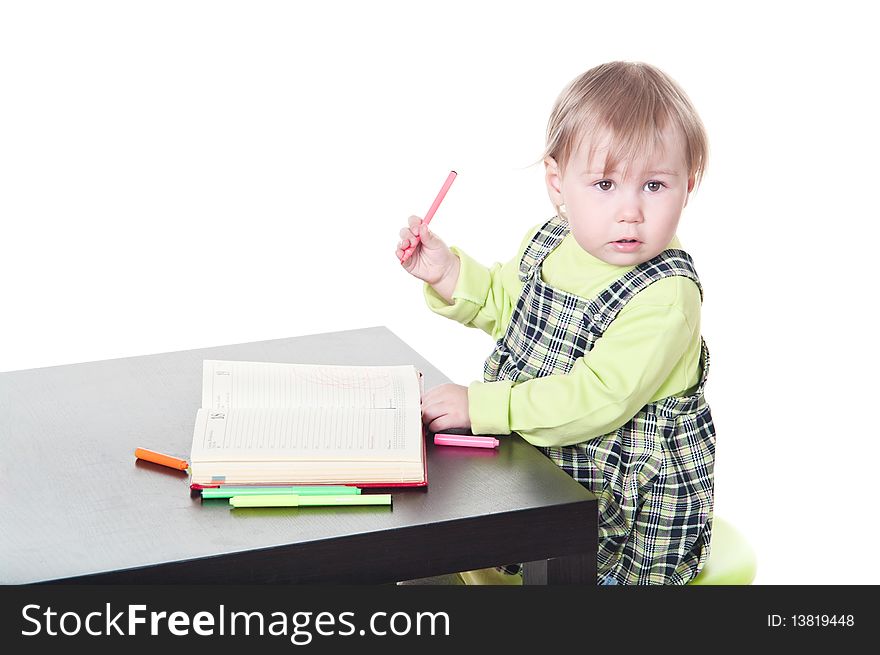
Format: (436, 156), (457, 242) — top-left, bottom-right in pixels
(545, 127), (695, 267)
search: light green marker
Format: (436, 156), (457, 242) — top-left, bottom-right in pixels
(229, 494), (392, 508)
(202, 485), (360, 499)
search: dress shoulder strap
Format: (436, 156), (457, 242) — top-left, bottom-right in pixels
(583, 249), (704, 337)
(518, 216), (569, 282)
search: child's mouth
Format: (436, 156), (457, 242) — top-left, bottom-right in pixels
(611, 239), (641, 252)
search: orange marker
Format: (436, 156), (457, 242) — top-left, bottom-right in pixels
(135, 447), (189, 471)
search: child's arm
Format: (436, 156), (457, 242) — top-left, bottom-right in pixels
(468, 278), (703, 446)
(409, 222), (540, 339)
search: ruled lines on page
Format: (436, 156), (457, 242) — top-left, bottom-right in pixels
(201, 360), (419, 412)
(191, 406), (421, 458)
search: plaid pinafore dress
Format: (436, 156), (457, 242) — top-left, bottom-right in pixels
(484, 216), (716, 585)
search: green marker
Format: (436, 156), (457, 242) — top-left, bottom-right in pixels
(229, 494), (392, 508)
(202, 485), (360, 499)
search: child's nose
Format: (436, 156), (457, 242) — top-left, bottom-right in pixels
(616, 204), (644, 223)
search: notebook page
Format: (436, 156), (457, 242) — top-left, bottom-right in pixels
(201, 360), (420, 411)
(190, 405), (423, 462)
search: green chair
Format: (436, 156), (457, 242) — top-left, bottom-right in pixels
(687, 515), (757, 585)
(457, 515), (756, 585)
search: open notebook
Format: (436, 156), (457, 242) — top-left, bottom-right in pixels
(189, 360), (427, 488)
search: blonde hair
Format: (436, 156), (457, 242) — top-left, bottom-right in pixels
(543, 61), (708, 188)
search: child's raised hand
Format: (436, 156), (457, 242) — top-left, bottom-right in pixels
(396, 215), (457, 285)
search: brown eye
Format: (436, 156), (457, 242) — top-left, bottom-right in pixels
(596, 180), (613, 191)
(645, 181), (663, 192)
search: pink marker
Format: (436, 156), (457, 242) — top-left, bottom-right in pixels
(400, 170), (457, 263)
(434, 433), (499, 449)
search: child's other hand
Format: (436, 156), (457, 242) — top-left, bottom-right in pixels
(421, 383), (471, 433)
(396, 215), (457, 286)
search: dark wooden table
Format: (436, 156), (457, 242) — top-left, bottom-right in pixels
(0, 326), (597, 584)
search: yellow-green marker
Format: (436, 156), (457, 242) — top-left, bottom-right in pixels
(229, 494), (392, 508)
(202, 485), (360, 499)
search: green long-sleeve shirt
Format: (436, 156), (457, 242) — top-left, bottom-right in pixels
(423, 222), (703, 448)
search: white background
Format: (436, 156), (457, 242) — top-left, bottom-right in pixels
(2, 1), (877, 584)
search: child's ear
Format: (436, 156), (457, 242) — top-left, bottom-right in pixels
(683, 173), (696, 207)
(544, 156), (564, 207)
